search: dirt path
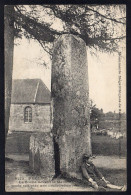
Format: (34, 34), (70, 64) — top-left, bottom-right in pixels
(5, 159), (93, 192)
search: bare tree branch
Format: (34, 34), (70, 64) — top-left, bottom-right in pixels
(86, 6), (126, 25)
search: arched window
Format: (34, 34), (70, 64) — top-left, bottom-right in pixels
(24, 106), (32, 123)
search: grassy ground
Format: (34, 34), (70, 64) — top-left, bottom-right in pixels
(5, 131), (127, 191)
(91, 134), (126, 156)
(5, 132), (31, 154)
(98, 168), (126, 186)
(5, 156), (126, 192)
(5, 158), (93, 192)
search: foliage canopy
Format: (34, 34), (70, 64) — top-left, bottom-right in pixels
(12, 5), (126, 55)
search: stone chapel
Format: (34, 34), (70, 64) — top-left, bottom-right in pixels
(9, 79), (51, 133)
(6, 79), (51, 154)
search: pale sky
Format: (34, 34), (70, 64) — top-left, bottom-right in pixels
(13, 37), (126, 113)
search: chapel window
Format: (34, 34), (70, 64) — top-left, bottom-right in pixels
(24, 106), (32, 123)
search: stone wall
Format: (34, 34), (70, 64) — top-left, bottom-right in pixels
(9, 104), (51, 132)
(52, 34), (91, 178)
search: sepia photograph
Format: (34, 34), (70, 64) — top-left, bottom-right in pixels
(5, 4), (126, 192)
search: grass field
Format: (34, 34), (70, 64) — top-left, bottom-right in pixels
(5, 157), (126, 191)
(5, 132), (32, 154)
(5, 131), (127, 191)
(6, 131), (127, 157)
(91, 134), (126, 157)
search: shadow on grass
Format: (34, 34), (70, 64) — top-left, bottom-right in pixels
(98, 168), (127, 186)
(58, 173), (91, 188)
(5, 157), (126, 189)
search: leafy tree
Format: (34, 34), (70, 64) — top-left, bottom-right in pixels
(13, 5), (125, 54)
(4, 5), (126, 138)
(90, 100), (102, 120)
(90, 99), (106, 130)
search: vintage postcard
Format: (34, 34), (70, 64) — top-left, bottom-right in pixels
(5, 4), (126, 192)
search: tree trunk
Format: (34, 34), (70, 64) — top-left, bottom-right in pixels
(4, 5), (14, 141)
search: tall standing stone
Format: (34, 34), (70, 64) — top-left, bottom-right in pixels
(51, 34), (91, 178)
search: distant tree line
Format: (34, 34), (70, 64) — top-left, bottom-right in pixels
(90, 99), (126, 124)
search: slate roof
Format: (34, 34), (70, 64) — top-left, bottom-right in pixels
(11, 79), (51, 104)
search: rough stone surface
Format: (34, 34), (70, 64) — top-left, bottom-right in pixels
(9, 104), (51, 132)
(29, 132), (55, 178)
(51, 34), (91, 177)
